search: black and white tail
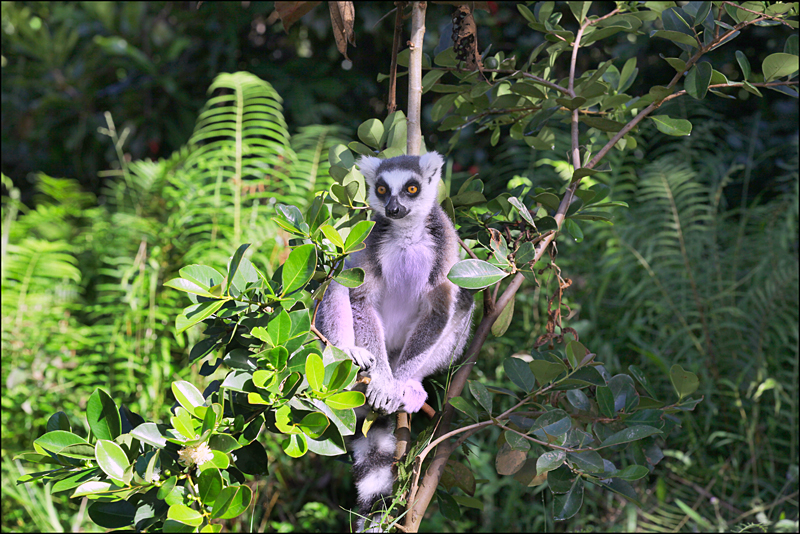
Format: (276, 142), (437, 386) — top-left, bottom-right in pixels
(351, 415), (396, 532)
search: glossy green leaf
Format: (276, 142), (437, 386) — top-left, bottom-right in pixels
(95, 440), (129, 483)
(225, 243), (250, 296)
(87, 501), (136, 529)
(168, 504), (203, 527)
(335, 267), (365, 288)
(685, 61), (713, 99)
(281, 244), (316, 297)
(503, 357), (537, 392)
(86, 389), (121, 441)
(163, 278), (216, 298)
(449, 396), (480, 422)
(762, 52), (799, 81)
(305, 353), (325, 393)
(448, 259), (508, 289)
(34, 431), (89, 456)
(596, 385), (616, 418)
(649, 115), (692, 136)
(566, 389), (591, 411)
(735, 50), (752, 81)
(343, 220), (375, 253)
(669, 364), (699, 399)
(319, 224), (344, 249)
(553, 477), (584, 520)
(468, 380), (493, 415)
(172, 381), (205, 413)
(598, 425), (662, 448)
(325, 391), (366, 410)
(568, 450), (604, 473)
(536, 450), (566, 476)
(282, 433), (308, 458)
(614, 464), (650, 481)
(651, 29), (698, 48)
(176, 300), (225, 334)
(357, 118), (384, 149)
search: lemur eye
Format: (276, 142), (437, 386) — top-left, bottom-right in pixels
(377, 185), (387, 195)
(407, 185), (418, 194)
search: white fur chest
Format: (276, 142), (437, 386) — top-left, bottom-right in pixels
(377, 232), (434, 352)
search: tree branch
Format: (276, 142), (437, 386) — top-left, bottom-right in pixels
(406, 1), (427, 155)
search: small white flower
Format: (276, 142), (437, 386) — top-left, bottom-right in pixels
(178, 442), (215, 467)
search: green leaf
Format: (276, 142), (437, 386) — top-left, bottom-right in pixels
(449, 396), (480, 422)
(650, 30), (698, 49)
(176, 300), (226, 334)
(650, 115), (692, 136)
(131, 423), (167, 449)
(325, 391), (366, 410)
(447, 259), (508, 289)
(553, 477), (584, 520)
(628, 365), (658, 399)
(86, 389), (121, 441)
(281, 244), (317, 297)
(508, 197), (536, 226)
(88, 501), (136, 529)
(211, 485), (252, 520)
(164, 278), (216, 298)
(491, 293), (514, 336)
(343, 220), (375, 253)
(615, 464), (650, 481)
(34, 431), (90, 456)
(422, 69), (446, 93)
(274, 204), (309, 234)
(225, 244), (250, 296)
(172, 381), (205, 413)
(685, 62), (713, 99)
(536, 450), (566, 476)
(598, 425), (662, 448)
(669, 364), (699, 399)
(566, 389), (591, 411)
(568, 1), (591, 23)
(468, 381), (493, 415)
(46, 411), (72, 433)
(568, 450), (604, 473)
(305, 353), (325, 393)
(297, 412), (330, 439)
(596, 385), (616, 418)
(319, 224), (344, 249)
(197, 468), (223, 505)
(529, 359), (567, 386)
(357, 119), (384, 149)
(562, 218), (584, 242)
(95, 440), (129, 483)
(334, 267), (365, 288)
(168, 504), (203, 527)
(282, 433), (308, 458)
(503, 357), (537, 392)
(762, 52), (799, 81)
(735, 50), (752, 81)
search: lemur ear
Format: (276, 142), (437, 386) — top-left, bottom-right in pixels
(419, 151), (444, 184)
(357, 156), (382, 184)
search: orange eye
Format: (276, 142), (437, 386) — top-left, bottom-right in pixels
(377, 185), (387, 195)
(407, 185), (418, 194)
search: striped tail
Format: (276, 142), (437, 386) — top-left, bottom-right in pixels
(352, 414), (396, 532)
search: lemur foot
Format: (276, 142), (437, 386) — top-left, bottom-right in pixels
(364, 373), (404, 414)
(401, 380), (428, 413)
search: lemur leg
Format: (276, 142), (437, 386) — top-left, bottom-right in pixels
(394, 286), (474, 413)
(316, 281), (375, 370)
(351, 294), (405, 413)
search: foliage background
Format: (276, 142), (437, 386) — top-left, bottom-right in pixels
(1, 1), (797, 532)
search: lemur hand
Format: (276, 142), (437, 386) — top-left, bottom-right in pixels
(344, 347), (376, 371)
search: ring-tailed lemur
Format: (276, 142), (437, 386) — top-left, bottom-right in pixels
(316, 152), (475, 531)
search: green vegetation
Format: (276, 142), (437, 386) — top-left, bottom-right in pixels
(2, 2), (798, 533)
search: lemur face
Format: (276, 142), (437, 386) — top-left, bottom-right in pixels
(358, 153), (444, 221)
